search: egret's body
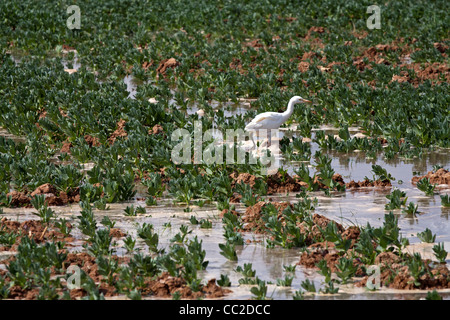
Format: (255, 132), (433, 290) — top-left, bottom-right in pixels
(245, 96), (312, 147)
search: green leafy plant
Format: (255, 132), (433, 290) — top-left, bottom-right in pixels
(0, 226), (17, 248)
(417, 228), (436, 243)
(217, 274), (231, 287)
(137, 223), (159, 252)
(426, 289), (442, 300)
(402, 202), (419, 216)
(292, 289), (304, 300)
(335, 257), (358, 284)
(440, 194), (450, 207)
(250, 279), (269, 300)
(385, 189), (407, 210)
(123, 236), (136, 253)
(416, 178), (436, 196)
(219, 242), (238, 261)
(407, 253), (426, 287)
(276, 275), (293, 287)
(371, 165), (395, 182)
(54, 218), (72, 237)
(320, 280), (339, 294)
(432, 243), (448, 263)
(300, 279), (316, 293)
(235, 263), (256, 278)
(31, 195), (56, 225)
(94, 198), (110, 210)
(124, 205), (146, 216)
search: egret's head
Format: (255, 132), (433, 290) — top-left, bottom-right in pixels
(291, 95), (312, 104)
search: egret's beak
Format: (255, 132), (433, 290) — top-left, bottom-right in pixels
(302, 99), (313, 104)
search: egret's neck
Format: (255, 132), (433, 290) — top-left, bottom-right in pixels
(282, 100), (296, 119)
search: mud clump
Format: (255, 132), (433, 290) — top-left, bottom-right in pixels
(156, 58), (179, 75)
(31, 183), (57, 196)
(148, 124), (164, 135)
(142, 273), (231, 299)
(412, 168), (450, 185)
(267, 172), (303, 194)
(108, 119), (128, 144)
(5, 185), (77, 209)
(241, 201), (291, 233)
(109, 228), (127, 238)
(346, 179), (392, 189)
(356, 260), (450, 290)
(0, 218), (73, 249)
(229, 171), (305, 195)
(60, 141), (73, 153)
(299, 247), (365, 275)
(229, 172), (257, 188)
(5, 190), (31, 207)
(84, 135), (101, 147)
(7, 286), (40, 300)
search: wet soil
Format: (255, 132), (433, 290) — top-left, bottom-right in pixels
(0, 217), (73, 250)
(345, 179), (392, 189)
(6, 183), (80, 208)
(141, 273), (231, 299)
(108, 119), (128, 144)
(156, 58), (180, 77)
(230, 171), (391, 199)
(412, 168), (450, 185)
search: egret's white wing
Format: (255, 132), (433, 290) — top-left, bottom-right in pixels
(245, 112), (283, 130)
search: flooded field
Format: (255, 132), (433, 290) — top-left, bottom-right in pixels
(1, 140), (448, 300)
(0, 0), (449, 301)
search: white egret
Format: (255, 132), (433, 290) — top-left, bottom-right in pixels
(245, 96), (312, 147)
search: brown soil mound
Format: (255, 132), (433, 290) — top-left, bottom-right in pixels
(108, 119), (128, 144)
(229, 171), (308, 195)
(356, 260), (450, 290)
(31, 183), (57, 196)
(11, 184), (81, 207)
(84, 135), (100, 147)
(61, 141), (73, 153)
(0, 218), (73, 249)
(229, 172), (257, 188)
(241, 201), (348, 243)
(149, 124), (164, 135)
(109, 228), (127, 238)
(156, 58), (179, 75)
(141, 272), (231, 299)
(412, 168), (450, 185)
(64, 252), (100, 282)
(230, 171), (393, 197)
(299, 248), (365, 275)
(267, 172), (303, 194)
(241, 201), (290, 233)
(7, 286), (40, 300)
(346, 179), (392, 189)
(5, 190), (31, 207)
